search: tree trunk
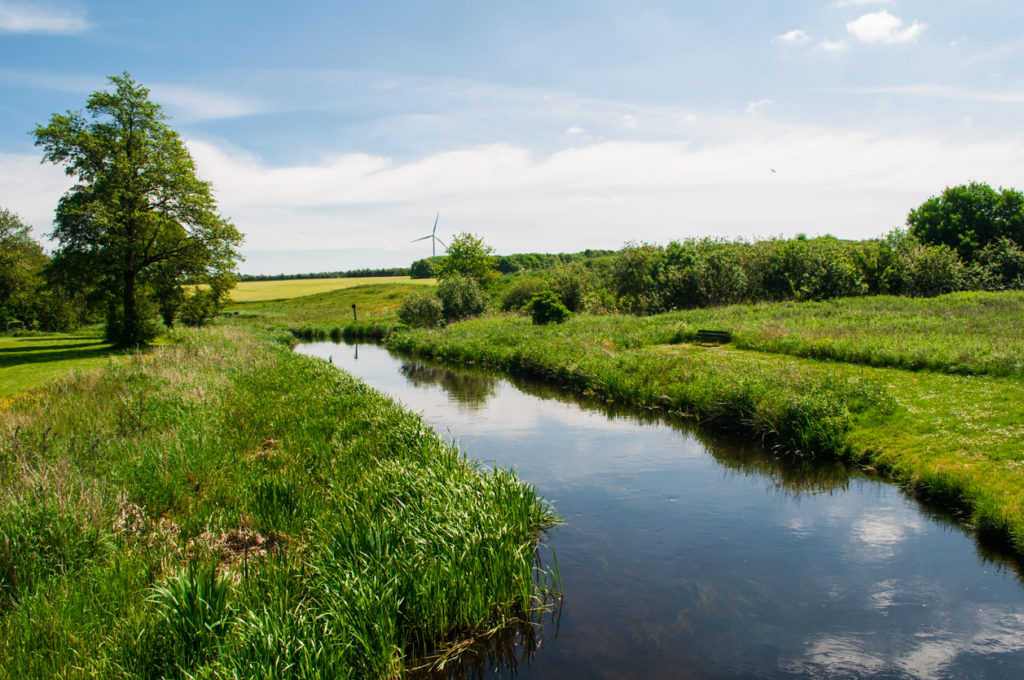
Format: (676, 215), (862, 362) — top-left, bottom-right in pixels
(120, 270), (140, 348)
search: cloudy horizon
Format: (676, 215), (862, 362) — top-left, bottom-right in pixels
(2, 1), (1022, 274)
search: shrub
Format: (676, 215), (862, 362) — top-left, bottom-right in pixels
(436, 274), (486, 322)
(549, 262), (592, 312)
(398, 291), (444, 328)
(501, 277), (548, 311)
(178, 289), (219, 327)
(527, 291), (571, 324)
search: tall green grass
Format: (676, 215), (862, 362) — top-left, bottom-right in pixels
(660, 291), (1024, 377)
(0, 326), (556, 678)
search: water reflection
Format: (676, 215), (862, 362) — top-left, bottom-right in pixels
(400, 361), (499, 410)
(298, 341), (1024, 679)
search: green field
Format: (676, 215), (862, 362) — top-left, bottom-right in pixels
(0, 331), (115, 397)
(384, 290), (1024, 554)
(225, 276), (433, 302)
(225, 282), (429, 336)
(0, 326), (556, 678)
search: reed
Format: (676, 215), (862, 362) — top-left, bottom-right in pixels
(0, 325), (556, 678)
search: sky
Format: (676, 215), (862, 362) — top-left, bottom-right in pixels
(2, 1), (1023, 274)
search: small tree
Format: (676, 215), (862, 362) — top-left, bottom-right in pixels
(907, 182), (1024, 262)
(434, 232), (497, 282)
(35, 73), (243, 347)
(527, 291), (570, 325)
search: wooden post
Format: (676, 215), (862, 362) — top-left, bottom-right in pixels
(351, 303), (357, 321)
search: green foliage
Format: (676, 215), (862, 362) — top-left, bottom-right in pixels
(34, 73), (242, 348)
(0, 208), (78, 333)
(501, 276), (549, 311)
(410, 257), (443, 279)
(137, 561), (232, 677)
(909, 182), (1019, 261)
(435, 232), (497, 282)
(527, 291), (571, 325)
(549, 262), (592, 312)
(178, 289), (219, 327)
(907, 182), (1024, 262)
(398, 290), (444, 328)
(436, 274), (486, 322)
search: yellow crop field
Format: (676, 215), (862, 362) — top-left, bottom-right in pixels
(225, 277), (434, 302)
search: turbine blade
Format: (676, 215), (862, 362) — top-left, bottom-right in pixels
(411, 235), (432, 242)
(432, 212), (439, 235)
(434, 237), (448, 249)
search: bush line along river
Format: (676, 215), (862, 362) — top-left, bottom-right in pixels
(299, 338), (1024, 679)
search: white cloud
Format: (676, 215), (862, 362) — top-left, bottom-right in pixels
(565, 125), (586, 135)
(746, 98), (773, 114)
(846, 10), (926, 44)
(776, 29), (811, 44)
(820, 40), (848, 51)
(835, 0), (891, 6)
(0, 1), (89, 34)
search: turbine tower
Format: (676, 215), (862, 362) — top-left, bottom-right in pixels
(411, 212), (447, 257)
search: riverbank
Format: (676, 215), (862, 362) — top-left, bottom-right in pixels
(384, 296), (1024, 556)
(0, 326), (556, 678)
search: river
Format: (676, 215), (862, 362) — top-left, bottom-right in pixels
(296, 340), (1024, 679)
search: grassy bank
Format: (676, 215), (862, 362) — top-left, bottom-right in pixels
(0, 326), (555, 678)
(386, 296), (1024, 555)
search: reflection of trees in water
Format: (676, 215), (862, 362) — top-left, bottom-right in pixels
(388, 347), (1024, 584)
(400, 361), (499, 410)
(407, 590), (562, 680)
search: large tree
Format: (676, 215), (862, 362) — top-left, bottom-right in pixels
(35, 73), (242, 347)
(907, 182), (1024, 262)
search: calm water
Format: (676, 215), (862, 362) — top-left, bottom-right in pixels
(296, 341), (1024, 680)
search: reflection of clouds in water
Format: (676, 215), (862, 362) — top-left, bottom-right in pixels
(787, 609), (1024, 679)
(795, 635), (887, 675)
(869, 579), (899, 611)
(853, 512), (924, 559)
(897, 610), (1024, 679)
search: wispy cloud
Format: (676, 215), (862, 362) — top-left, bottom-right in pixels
(838, 83), (1024, 104)
(776, 29), (811, 44)
(846, 10), (926, 44)
(746, 98), (773, 114)
(0, 1), (89, 34)
(820, 39), (848, 51)
(147, 83), (271, 121)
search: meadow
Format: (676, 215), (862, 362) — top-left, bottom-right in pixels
(0, 326), (556, 678)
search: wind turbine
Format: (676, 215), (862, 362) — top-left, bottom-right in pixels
(411, 212), (447, 257)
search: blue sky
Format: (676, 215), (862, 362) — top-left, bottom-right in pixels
(2, 1), (1023, 274)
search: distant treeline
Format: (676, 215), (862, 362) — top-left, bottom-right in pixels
(411, 249), (614, 278)
(238, 267), (410, 282)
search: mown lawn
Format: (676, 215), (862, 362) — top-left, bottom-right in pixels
(0, 331), (114, 397)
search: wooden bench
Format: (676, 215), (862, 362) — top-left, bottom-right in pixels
(695, 329), (731, 345)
